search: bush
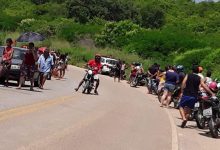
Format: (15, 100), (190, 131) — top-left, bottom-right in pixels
(200, 48), (220, 78)
(58, 22), (102, 42)
(95, 20), (141, 47)
(173, 47), (212, 72)
(19, 19), (56, 37)
(59, 47), (94, 66)
(0, 13), (20, 31)
(123, 27), (206, 59)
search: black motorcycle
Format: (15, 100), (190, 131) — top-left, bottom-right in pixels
(82, 69), (94, 94)
(130, 73), (146, 87)
(158, 85), (180, 108)
(192, 92), (210, 128)
(205, 97), (220, 138)
(147, 78), (158, 95)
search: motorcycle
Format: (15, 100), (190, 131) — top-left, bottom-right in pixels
(158, 85), (180, 108)
(82, 69), (94, 94)
(204, 96), (220, 138)
(130, 73), (147, 87)
(147, 78), (158, 95)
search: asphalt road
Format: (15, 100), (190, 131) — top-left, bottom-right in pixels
(0, 66), (219, 150)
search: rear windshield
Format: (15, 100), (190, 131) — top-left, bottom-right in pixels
(101, 58), (105, 63)
(106, 59), (118, 65)
(12, 48), (26, 60)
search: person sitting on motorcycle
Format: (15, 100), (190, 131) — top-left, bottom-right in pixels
(129, 63), (142, 83)
(176, 65), (186, 85)
(179, 65), (215, 128)
(197, 66), (205, 82)
(75, 54), (102, 95)
(160, 65), (179, 107)
(205, 70), (213, 86)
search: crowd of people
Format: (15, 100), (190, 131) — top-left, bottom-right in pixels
(144, 63), (218, 128)
(1, 37), (220, 130)
(0, 38), (69, 91)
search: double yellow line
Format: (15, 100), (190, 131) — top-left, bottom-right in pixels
(0, 95), (76, 122)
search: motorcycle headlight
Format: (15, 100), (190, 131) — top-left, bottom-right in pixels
(88, 70), (93, 75)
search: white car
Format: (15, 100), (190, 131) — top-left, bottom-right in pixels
(101, 57), (118, 75)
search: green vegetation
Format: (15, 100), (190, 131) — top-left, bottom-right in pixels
(0, 0), (220, 77)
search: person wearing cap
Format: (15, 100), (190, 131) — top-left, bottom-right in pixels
(1, 38), (14, 86)
(75, 54), (102, 95)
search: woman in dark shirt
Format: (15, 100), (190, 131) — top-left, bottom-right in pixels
(160, 66), (179, 107)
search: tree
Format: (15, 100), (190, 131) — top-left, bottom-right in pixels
(140, 5), (165, 29)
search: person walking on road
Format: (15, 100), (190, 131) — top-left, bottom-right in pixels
(38, 49), (54, 89)
(17, 42), (37, 91)
(1, 38), (14, 87)
(114, 59), (122, 82)
(120, 61), (126, 80)
(179, 65), (215, 128)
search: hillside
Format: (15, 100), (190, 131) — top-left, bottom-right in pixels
(0, 0), (220, 77)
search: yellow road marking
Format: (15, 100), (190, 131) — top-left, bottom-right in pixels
(0, 94), (78, 122)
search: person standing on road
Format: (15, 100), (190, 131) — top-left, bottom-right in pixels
(38, 49), (54, 89)
(17, 42), (37, 91)
(120, 61), (126, 80)
(179, 65), (215, 128)
(114, 59), (122, 82)
(1, 38), (14, 87)
(160, 66), (179, 107)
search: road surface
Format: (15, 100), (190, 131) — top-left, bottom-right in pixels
(0, 66), (219, 150)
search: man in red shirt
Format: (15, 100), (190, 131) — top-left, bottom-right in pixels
(1, 38), (14, 86)
(17, 42), (37, 91)
(75, 54), (102, 95)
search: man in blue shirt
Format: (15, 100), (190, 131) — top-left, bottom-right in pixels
(38, 48), (54, 89)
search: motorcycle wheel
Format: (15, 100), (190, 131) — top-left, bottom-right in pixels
(173, 98), (179, 109)
(188, 112), (195, 121)
(195, 109), (205, 129)
(209, 118), (219, 138)
(130, 77), (137, 87)
(82, 81), (89, 94)
(87, 88), (91, 94)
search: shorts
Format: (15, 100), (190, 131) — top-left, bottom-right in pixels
(20, 65), (35, 78)
(115, 69), (121, 77)
(164, 83), (176, 93)
(179, 95), (197, 109)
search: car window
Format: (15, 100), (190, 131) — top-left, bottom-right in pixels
(101, 58), (105, 63)
(106, 59), (118, 65)
(12, 48), (25, 60)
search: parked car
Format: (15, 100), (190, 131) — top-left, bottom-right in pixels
(0, 46), (40, 86)
(100, 57), (118, 75)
